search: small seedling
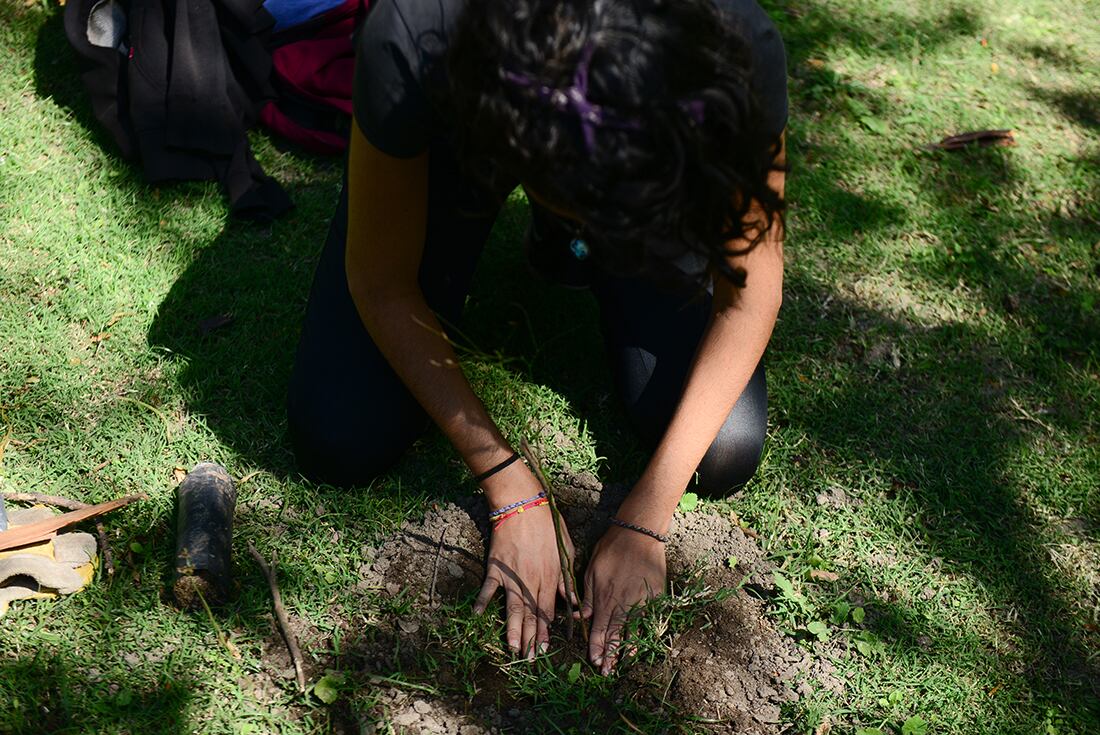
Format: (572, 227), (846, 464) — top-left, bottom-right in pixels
(831, 600), (851, 624)
(677, 492), (699, 513)
(313, 671), (344, 705)
(772, 571), (811, 617)
(902, 715), (929, 735)
(853, 630), (885, 658)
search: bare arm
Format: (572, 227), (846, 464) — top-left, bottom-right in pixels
(617, 150), (785, 530)
(345, 120), (573, 655)
(584, 135), (786, 672)
(344, 121), (521, 496)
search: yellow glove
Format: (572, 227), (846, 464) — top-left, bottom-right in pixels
(0, 506), (97, 617)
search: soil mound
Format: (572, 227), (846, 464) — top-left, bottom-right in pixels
(351, 474), (841, 733)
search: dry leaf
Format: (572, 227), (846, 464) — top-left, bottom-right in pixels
(810, 569), (840, 583)
(198, 313), (235, 336)
(171, 467), (188, 485)
(925, 129), (1016, 151)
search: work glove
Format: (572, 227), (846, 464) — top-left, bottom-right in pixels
(0, 506), (97, 617)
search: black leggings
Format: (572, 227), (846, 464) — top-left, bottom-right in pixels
(287, 144), (767, 495)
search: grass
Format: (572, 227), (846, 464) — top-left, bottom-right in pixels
(1, 0), (1098, 732)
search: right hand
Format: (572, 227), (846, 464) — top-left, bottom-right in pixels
(473, 466), (577, 659)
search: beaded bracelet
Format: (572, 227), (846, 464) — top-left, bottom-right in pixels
(489, 491), (547, 521)
(473, 451), (522, 484)
(609, 517), (669, 544)
(492, 497), (549, 531)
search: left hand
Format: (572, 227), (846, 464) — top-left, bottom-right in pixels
(581, 524), (667, 674)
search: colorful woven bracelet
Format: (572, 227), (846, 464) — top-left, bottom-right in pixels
(609, 517), (669, 544)
(473, 451), (522, 484)
(488, 491), (547, 521)
(492, 497), (549, 530)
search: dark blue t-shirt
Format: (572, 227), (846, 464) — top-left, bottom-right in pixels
(353, 0), (788, 158)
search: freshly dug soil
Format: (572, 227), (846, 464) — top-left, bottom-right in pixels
(347, 473), (841, 733)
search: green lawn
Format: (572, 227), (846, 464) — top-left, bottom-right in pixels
(1, 0), (1098, 733)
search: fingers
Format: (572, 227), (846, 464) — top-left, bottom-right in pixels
(580, 565), (595, 621)
(588, 586), (615, 670)
(473, 570), (501, 615)
(504, 587), (525, 655)
(600, 605), (628, 676)
(535, 584), (555, 658)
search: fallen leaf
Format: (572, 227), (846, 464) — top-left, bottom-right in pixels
(198, 313), (235, 336)
(105, 311), (134, 329)
(925, 129), (1016, 151)
(810, 569), (840, 583)
(171, 467), (188, 485)
(90, 332), (111, 344)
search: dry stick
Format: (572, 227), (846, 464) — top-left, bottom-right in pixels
(248, 542), (307, 693)
(519, 439), (587, 643)
(0, 495), (144, 552)
(428, 529), (446, 607)
(1, 492), (117, 577)
(1008, 396), (1056, 434)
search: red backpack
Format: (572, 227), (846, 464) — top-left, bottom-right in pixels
(260, 0), (368, 155)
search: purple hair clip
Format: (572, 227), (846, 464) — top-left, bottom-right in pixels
(502, 44), (705, 152)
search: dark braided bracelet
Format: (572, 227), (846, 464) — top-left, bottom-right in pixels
(473, 451), (522, 484)
(609, 517), (669, 544)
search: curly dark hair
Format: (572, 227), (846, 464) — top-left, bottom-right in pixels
(446, 0), (786, 289)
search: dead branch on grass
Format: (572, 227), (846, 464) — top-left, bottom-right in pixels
(248, 542), (306, 693)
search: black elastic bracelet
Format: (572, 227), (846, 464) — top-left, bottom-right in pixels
(609, 517), (669, 544)
(473, 451), (522, 484)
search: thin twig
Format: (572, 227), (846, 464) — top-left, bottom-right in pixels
(618, 712), (646, 734)
(429, 529), (446, 607)
(1008, 396), (1056, 434)
(236, 470), (262, 487)
(520, 439), (587, 642)
(2, 491), (116, 575)
(2, 491), (88, 510)
(366, 674), (440, 695)
(248, 542), (306, 693)
(196, 587), (237, 658)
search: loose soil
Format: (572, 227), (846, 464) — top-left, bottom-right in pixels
(270, 474), (840, 733)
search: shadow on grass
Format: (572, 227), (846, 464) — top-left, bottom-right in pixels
(775, 274), (1100, 714)
(0, 655), (194, 734)
(763, 1), (1100, 724)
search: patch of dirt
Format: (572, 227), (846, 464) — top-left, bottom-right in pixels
(336, 474), (841, 733)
